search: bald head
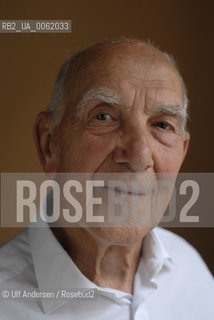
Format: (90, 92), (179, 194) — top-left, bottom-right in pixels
(47, 38), (188, 128)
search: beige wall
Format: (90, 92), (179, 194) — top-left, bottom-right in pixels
(0, 0), (213, 273)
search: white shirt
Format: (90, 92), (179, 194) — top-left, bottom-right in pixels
(0, 223), (213, 319)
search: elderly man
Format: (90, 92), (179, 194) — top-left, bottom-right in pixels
(0, 38), (213, 319)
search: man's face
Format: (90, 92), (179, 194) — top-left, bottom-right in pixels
(48, 44), (189, 243)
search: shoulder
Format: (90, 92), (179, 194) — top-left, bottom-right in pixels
(154, 227), (208, 264)
(146, 228), (214, 318)
(0, 229), (32, 285)
(154, 227), (213, 280)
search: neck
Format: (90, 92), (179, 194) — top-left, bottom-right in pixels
(51, 227), (143, 294)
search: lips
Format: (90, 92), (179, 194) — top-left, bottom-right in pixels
(103, 185), (154, 196)
(92, 172), (158, 195)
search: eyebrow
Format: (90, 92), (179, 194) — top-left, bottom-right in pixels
(75, 87), (187, 129)
(75, 87), (123, 115)
(152, 104), (187, 129)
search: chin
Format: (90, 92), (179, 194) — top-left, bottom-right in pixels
(86, 226), (151, 246)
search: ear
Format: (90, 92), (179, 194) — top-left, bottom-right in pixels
(182, 130), (190, 160)
(33, 112), (58, 172)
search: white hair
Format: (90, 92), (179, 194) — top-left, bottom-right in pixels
(47, 39), (189, 128)
(162, 52), (189, 115)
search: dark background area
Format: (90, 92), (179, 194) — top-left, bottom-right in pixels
(0, 0), (213, 274)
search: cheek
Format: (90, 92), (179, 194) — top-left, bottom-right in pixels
(153, 142), (185, 172)
(59, 131), (116, 172)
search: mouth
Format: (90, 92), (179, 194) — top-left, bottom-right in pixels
(103, 185), (150, 196)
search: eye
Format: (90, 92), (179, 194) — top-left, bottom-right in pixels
(95, 113), (112, 121)
(154, 121), (172, 130)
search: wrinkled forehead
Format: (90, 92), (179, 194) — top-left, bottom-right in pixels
(65, 43), (182, 111)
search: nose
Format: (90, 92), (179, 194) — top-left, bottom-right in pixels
(112, 121), (154, 172)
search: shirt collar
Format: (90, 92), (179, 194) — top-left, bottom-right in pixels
(132, 227), (175, 308)
(28, 221), (174, 314)
(142, 227), (175, 280)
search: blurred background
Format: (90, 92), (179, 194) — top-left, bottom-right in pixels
(0, 0), (213, 273)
